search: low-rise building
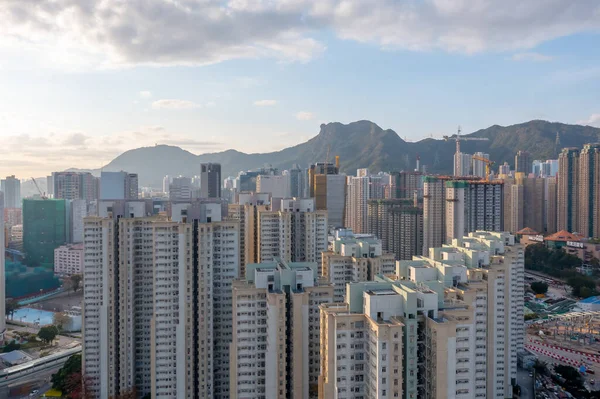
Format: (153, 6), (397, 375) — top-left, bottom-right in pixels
(54, 243), (84, 276)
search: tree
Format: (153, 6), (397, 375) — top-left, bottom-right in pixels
(533, 359), (548, 376)
(38, 325), (58, 344)
(530, 281), (549, 295)
(5, 298), (19, 319)
(2, 340), (21, 352)
(51, 354), (81, 393)
(70, 274), (82, 293)
(567, 275), (598, 297)
(53, 312), (71, 331)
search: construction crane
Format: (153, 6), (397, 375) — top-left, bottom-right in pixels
(31, 177), (47, 199)
(471, 155), (495, 181)
(443, 126), (490, 154)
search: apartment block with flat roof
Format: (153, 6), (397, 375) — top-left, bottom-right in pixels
(320, 231), (524, 399)
(322, 231), (395, 302)
(82, 212), (240, 398)
(230, 259), (334, 398)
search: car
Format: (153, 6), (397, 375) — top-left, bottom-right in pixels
(529, 372), (534, 377)
(29, 390), (39, 397)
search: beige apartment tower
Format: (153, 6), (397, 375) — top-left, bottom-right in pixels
(230, 259), (334, 399)
(83, 208), (240, 398)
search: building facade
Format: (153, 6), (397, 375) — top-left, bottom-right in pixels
(230, 259), (334, 398)
(1, 175), (21, 208)
(23, 199), (67, 267)
(200, 163), (222, 198)
(256, 198), (328, 265)
(256, 174), (291, 199)
(515, 150), (531, 175)
(169, 176), (193, 201)
(54, 243), (84, 276)
(557, 147), (580, 233)
(578, 143), (600, 238)
(319, 231), (524, 399)
(322, 230), (396, 301)
(83, 209), (240, 398)
(445, 181), (503, 242)
(367, 199), (423, 260)
(100, 171), (138, 200)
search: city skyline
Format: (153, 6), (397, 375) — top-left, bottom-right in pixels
(1, 1), (600, 177)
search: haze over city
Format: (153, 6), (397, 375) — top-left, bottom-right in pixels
(1, 1), (600, 177)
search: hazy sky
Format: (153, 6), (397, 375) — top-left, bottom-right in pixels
(1, 0), (600, 178)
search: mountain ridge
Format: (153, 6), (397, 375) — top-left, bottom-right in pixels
(88, 119), (600, 187)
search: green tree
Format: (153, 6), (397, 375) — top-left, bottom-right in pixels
(530, 281), (549, 295)
(38, 325), (58, 344)
(567, 275), (597, 297)
(70, 274), (82, 293)
(2, 340), (21, 352)
(51, 354), (81, 392)
(5, 298), (19, 319)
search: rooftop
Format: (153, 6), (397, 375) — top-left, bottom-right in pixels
(545, 230), (585, 242)
(579, 296), (600, 304)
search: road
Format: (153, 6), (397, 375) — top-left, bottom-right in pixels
(517, 367), (534, 399)
(0, 366), (60, 399)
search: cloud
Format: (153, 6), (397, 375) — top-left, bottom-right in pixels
(0, 126), (228, 177)
(254, 100), (278, 106)
(511, 52), (554, 62)
(139, 90), (152, 98)
(152, 99), (202, 110)
(296, 111), (315, 121)
(62, 132), (90, 146)
(578, 113), (600, 127)
(1, 1), (599, 69)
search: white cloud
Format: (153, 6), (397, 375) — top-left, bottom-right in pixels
(511, 52), (554, 62)
(254, 100), (278, 106)
(152, 99), (202, 110)
(0, 126), (227, 177)
(139, 90), (152, 98)
(296, 111), (315, 121)
(0, 1), (599, 69)
(578, 113), (600, 127)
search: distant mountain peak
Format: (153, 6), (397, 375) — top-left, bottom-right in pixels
(97, 119), (599, 187)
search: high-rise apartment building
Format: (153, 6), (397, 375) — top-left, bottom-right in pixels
(319, 231), (524, 399)
(0, 175), (21, 208)
(23, 199), (67, 267)
(289, 164), (306, 198)
(515, 150), (531, 175)
(367, 199), (423, 260)
(578, 143), (600, 238)
(169, 176), (193, 201)
(308, 160), (346, 227)
(545, 176), (558, 234)
(200, 163), (222, 198)
(501, 174), (545, 233)
(100, 171), (138, 200)
(454, 152), (472, 176)
(227, 192), (271, 276)
(346, 170), (388, 234)
(389, 171), (423, 199)
(445, 181), (503, 242)
(230, 259), (334, 398)
(83, 206), (240, 398)
(256, 174), (291, 198)
(557, 147), (580, 232)
(53, 171), (98, 201)
(256, 198), (328, 265)
(423, 176), (452, 254)
(498, 162), (511, 176)
(472, 152), (490, 179)
(3, 207), (22, 229)
(322, 230), (395, 301)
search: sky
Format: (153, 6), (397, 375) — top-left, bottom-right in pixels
(1, 0), (600, 178)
